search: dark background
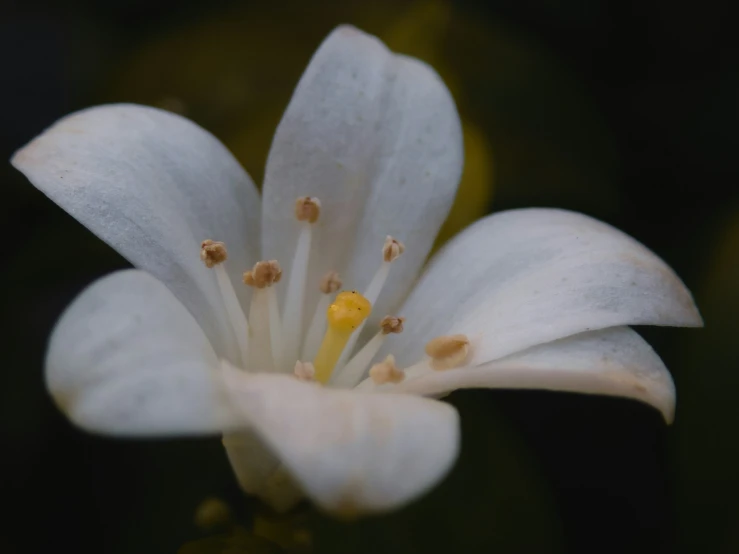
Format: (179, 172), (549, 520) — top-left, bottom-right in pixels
(2, 1), (738, 553)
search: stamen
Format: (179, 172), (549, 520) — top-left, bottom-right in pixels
(301, 271), (342, 361)
(364, 236), (405, 302)
(425, 334), (470, 370)
(382, 236), (405, 263)
(369, 355), (405, 384)
(281, 197), (320, 371)
(293, 360), (316, 381)
(294, 196), (321, 223)
(331, 316), (405, 388)
(200, 239), (228, 267)
(336, 236), (405, 369)
(354, 358), (430, 390)
(200, 240), (250, 367)
(244, 261), (283, 371)
(379, 315), (405, 334)
(243, 260), (282, 288)
(313, 291), (371, 384)
(320, 270), (343, 294)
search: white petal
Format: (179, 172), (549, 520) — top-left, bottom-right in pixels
(222, 368), (460, 515)
(46, 270), (238, 435)
(12, 104), (261, 359)
(261, 26), (462, 323)
(382, 327), (676, 423)
(391, 208), (702, 368)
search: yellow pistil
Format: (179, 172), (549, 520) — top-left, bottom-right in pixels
(313, 291), (372, 383)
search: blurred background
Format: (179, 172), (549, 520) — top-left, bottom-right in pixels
(1, 0), (737, 552)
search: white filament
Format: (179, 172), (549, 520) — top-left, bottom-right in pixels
(331, 330), (387, 388)
(363, 261), (391, 305)
(267, 287), (285, 371)
(247, 289), (274, 371)
(301, 294), (332, 361)
(213, 265), (250, 367)
(281, 223), (312, 371)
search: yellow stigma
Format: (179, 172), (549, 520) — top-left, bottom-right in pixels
(313, 291), (372, 383)
(326, 291), (371, 331)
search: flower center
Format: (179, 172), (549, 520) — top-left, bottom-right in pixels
(199, 196), (408, 387)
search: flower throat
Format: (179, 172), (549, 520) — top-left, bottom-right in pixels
(199, 196), (406, 386)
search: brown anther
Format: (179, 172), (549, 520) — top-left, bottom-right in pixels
(382, 236), (405, 263)
(200, 239), (227, 268)
(369, 355), (405, 384)
(243, 260), (282, 288)
(320, 270), (342, 294)
(293, 361), (316, 381)
(295, 196), (321, 223)
(380, 316), (405, 335)
(425, 334), (470, 370)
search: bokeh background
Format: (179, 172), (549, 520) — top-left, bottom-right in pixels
(2, 1), (738, 552)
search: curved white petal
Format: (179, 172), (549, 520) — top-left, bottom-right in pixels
(12, 104), (261, 359)
(261, 25), (463, 324)
(222, 368), (460, 515)
(371, 327), (676, 422)
(391, 208), (702, 368)
(46, 270), (238, 435)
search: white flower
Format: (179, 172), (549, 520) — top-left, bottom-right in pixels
(11, 25), (702, 516)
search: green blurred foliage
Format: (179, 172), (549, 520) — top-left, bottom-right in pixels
(673, 211), (739, 553)
(180, 527), (284, 554)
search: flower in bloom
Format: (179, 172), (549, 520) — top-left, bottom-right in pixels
(11, 25), (702, 516)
